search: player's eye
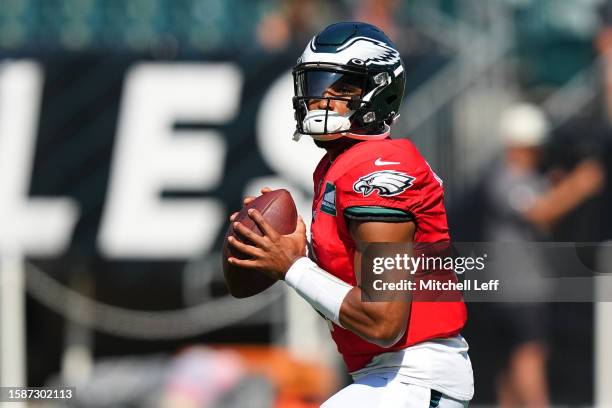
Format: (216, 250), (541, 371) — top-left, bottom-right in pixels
(331, 84), (360, 96)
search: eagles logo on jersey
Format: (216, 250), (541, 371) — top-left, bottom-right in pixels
(353, 170), (415, 197)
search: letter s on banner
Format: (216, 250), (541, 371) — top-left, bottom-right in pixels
(99, 63), (242, 258)
(256, 69), (321, 192)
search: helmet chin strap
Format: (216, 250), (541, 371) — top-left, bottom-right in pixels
(293, 122), (391, 143)
(297, 109), (390, 142)
(342, 124), (390, 140)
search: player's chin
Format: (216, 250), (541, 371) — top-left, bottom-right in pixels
(313, 138), (332, 149)
(313, 136), (360, 150)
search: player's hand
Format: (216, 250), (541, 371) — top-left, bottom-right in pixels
(229, 187), (273, 222)
(227, 209), (307, 280)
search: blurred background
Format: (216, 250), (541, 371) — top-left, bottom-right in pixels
(0, 0), (611, 406)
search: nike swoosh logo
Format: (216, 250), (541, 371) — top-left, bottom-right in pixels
(375, 158), (400, 166)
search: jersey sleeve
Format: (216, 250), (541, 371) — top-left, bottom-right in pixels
(335, 157), (427, 221)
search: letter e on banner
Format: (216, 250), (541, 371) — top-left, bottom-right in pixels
(99, 63), (242, 258)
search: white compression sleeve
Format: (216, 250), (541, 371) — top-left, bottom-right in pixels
(285, 257), (353, 326)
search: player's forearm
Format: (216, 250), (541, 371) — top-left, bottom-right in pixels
(285, 257), (408, 348)
(339, 288), (409, 348)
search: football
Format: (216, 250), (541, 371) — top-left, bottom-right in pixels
(223, 189), (298, 298)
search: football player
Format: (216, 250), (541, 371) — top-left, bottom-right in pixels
(226, 22), (473, 407)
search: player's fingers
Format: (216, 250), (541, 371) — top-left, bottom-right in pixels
(292, 216), (308, 256)
(243, 187), (272, 206)
(229, 212), (239, 222)
(233, 222), (267, 247)
(227, 257), (261, 270)
(248, 209), (279, 239)
(243, 196), (256, 206)
(227, 236), (262, 257)
(294, 215), (307, 235)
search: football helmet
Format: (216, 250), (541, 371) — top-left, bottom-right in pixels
(292, 22), (405, 141)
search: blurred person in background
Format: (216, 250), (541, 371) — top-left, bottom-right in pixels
(351, 0), (433, 55)
(579, 1), (612, 242)
(353, 0), (400, 42)
(256, 0), (344, 52)
(226, 22), (473, 407)
(479, 103), (604, 408)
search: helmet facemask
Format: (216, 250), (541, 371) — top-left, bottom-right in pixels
(292, 62), (392, 141)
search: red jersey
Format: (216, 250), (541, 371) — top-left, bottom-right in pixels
(310, 138), (467, 372)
